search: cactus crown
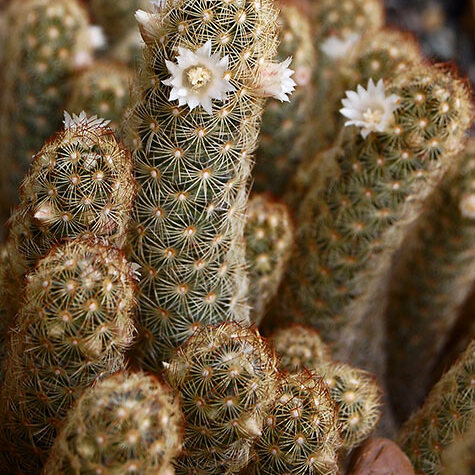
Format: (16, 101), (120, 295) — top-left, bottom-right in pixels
(165, 322), (279, 473)
(251, 370), (341, 474)
(0, 238), (136, 469)
(45, 371), (183, 475)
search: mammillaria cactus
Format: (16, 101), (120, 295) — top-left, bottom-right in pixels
(399, 340), (475, 475)
(283, 64), (472, 364)
(253, 0), (311, 196)
(387, 139), (475, 423)
(249, 370), (341, 474)
(0, 0), (100, 221)
(7, 111), (135, 288)
(320, 362), (381, 450)
(44, 371), (183, 475)
(126, 0), (286, 367)
(271, 325), (330, 373)
(165, 322), (279, 473)
(245, 194), (294, 324)
(0, 238), (137, 472)
(67, 62), (133, 130)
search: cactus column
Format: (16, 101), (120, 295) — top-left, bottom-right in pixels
(126, 0), (281, 367)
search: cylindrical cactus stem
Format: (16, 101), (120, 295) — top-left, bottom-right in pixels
(44, 371), (183, 475)
(253, 0), (313, 196)
(306, 0), (384, 153)
(284, 64), (472, 361)
(270, 325), (331, 373)
(0, 0), (99, 221)
(386, 139), (475, 423)
(6, 112), (135, 303)
(398, 340), (475, 475)
(67, 61), (133, 130)
(126, 0), (283, 367)
(165, 322), (279, 473)
(245, 194), (294, 325)
(249, 370), (341, 474)
(320, 362), (382, 451)
(0, 238), (137, 472)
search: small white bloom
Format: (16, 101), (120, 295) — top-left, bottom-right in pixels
(163, 40), (235, 114)
(74, 50), (93, 68)
(88, 25), (107, 50)
(150, 0), (168, 9)
(257, 57), (296, 102)
(63, 111), (111, 130)
(460, 194), (475, 219)
(320, 33), (361, 60)
(34, 204), (55, 222)
(340, 79), (400, 138)
(135, 9), (157, 29)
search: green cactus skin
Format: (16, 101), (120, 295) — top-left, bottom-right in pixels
(67, 61), (133, 130)
(125, 0), (280, 367)
(246, 194), (294, 325)
(398, 340), (475, 475)
(165, 322), (279, 474)
(306, 0), (384, 153)
(386, 139), (475, 423)
(320, 362), (381, 451)
(0, 0), (94, 222)
(249, 370), (341, 475)
(0, 238), (137, 472)
(282, 65), (472, 361)
(6, 112), (135, 298)
(271, 325), (331, 373)
(44, 371), (183, 475)
(253, 0), (315, 196)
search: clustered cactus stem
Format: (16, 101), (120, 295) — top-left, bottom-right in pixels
(386, 139), (475, 423)
(398, 340), (475, 475)
(125, 0), (282, 367)
(44, 371), (183, 475)
(0, 238), (137, 472)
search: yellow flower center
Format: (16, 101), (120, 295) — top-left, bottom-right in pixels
(362, 107), (384, 125)
(185, 65), (212, 91)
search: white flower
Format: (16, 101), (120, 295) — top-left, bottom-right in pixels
(88, 25), (107, 50)
(340, 79), (400, 138)
(320, 33), (361, 60)
(150, 0), (168, 9)
(34, 204), (55, 222)
(257, 57), (296, 102)
(163, 40), (235, 114)
(460, 194), (475, 219)
(135, 9), (157, 29)
(63, 111), (110, 130)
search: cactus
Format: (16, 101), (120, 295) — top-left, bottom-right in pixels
(282, 64), (472, 363)
(245, 194), (294, 324)
(249, 370), (341, 474)
(386, 139), (475, 423)
(271, 325), (330, 373)
(398, 340), (475, 475)
(0, 0), (97, 221)
(165, 322), (279, 473)
(320, 362), (381, 450)
(67, 61), (133, 130)
(0, 238), (137, 472)
(44, 371), (183, 475)
(125, 0), (281, 367)
(7, 112), (135, 294)
(253, 0), (314, 196)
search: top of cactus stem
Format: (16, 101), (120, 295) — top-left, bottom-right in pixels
(8, 110), (135, 271)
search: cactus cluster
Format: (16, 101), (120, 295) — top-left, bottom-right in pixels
(245, 194), (294, 324)
(44, 371), (183, 475)
(0, 238), (137, 472)
(126, 0), (280, 367)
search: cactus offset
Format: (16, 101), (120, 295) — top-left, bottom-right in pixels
(0, 0), (95, 220)
(253, 0), (314, 195)
(249, 370), (341, 474)
(399, 340), (475, 475)
(246, 194), (294, 324)
(0, 239), (137, 472)
(44, 371), (183, 475)
(165, 322), (279, 473)
(387, 139), (475, 422)
(67, 62), (133, 130)
(126, 0), (281, 367)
